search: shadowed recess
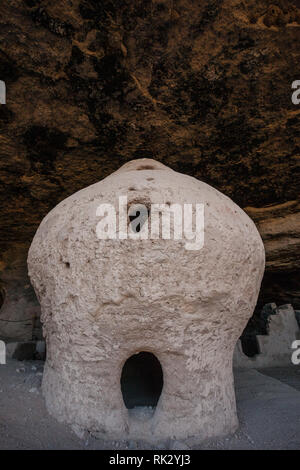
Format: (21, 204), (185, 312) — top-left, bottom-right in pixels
(120, 351), (163, 409)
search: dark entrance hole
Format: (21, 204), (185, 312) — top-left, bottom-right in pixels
(121, 352), (163, 409)
(241, 335), (260, 357)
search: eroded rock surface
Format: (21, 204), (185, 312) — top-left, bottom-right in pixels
(0, 0), (299, 339)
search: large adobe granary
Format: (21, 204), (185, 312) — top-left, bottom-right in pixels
(28, 159), (265, 442)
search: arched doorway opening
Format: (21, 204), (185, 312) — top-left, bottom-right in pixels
(121, 351), (163, 412)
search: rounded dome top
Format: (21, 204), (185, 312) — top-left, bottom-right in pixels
(28, 159), (265, 326)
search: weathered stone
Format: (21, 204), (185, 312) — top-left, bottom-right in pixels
(0, 245), (41, 342)
(28, 159), (265, 442)
(234, 304), (300, 368)
(0, 0), (299, 341)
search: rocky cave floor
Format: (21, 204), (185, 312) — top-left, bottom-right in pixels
(0, 359), (299, 450)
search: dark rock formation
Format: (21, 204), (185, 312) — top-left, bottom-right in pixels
(0, 0), (299, 341)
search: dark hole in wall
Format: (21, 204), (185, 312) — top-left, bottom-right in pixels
(121, 351), (163, 409)
(136, 165), (155, 170)
(241, 335), (260, 357)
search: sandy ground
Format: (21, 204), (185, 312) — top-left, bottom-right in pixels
(0, 359), (299, 450)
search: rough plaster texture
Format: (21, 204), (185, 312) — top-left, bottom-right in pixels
(234, 304), (300, 369)
(28, 158), (265, 442)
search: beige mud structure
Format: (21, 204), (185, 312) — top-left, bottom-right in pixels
(28, 159), (265, 443)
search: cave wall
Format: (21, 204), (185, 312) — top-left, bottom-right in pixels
(0, 0), (299, 341)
